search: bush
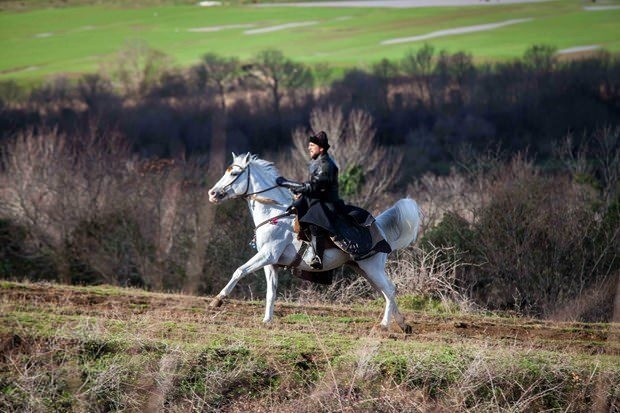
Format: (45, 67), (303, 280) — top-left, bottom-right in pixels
(0, 219), (56, 281)
(420, 212), (479, 265)
(67, 213), (148, 287)
(420, 157), (618, 320)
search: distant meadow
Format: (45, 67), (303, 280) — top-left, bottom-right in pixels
(1, 0), (619, 81)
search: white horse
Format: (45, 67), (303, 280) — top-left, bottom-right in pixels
(208, 152), (421, 330)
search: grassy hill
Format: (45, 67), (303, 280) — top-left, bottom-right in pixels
(1, 281), (618, 411)
(1, 0), (619, 82)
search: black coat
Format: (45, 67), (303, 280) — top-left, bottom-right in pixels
(293, 153), (392, 258)
(296, 153), (343, 234)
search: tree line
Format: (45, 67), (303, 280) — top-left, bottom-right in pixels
(1, 43), (619, 175)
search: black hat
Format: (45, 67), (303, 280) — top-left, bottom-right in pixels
(308, 131), (330, 150)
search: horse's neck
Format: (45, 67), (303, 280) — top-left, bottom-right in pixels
(246, 165), (292, 226)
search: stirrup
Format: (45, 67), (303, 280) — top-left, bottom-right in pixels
(310, 255), (323, 270)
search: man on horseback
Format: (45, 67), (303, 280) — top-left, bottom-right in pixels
(208, 151), (420, 327)
(281, 131), (339, 269)
(276, 131), (392, 270)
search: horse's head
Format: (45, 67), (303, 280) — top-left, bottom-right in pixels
(208, 152), (252, 204)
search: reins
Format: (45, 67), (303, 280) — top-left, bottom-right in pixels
(221, 161), (294, 248)
(223, 162), (281, 200)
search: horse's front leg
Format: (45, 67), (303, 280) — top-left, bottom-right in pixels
(209, 247), (280, 311)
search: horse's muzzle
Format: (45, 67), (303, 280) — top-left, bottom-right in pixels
(208, 189), (226, 203)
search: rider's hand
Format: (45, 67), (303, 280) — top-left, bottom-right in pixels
(292, 183), (307, 194)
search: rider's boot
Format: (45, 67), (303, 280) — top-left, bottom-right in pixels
(310, 233), (324, 270)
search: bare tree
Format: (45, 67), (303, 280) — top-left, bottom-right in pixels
(400, 43), (435, 106)
(557, 127), (620, 204)
(593, 126), (620, 204)
(371, 58), (398, 111)
(312, 62), (334, 97)
(523, 44), (558, 73)
(194, 53), (241, 111)
(434, 50), (476, 104)
(103, 40), (172, 98)
(245, 49), (313, 134)
(77, 74), (113, 111)
(0, 126), (131, 283)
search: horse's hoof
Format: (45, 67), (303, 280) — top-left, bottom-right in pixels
(209, 296), (224, 308)
(390, 323), (413, 334)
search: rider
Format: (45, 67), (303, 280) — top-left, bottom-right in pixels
(278, 131), (340, 270)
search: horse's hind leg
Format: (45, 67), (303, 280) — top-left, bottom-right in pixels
(263, 264), (278, 323)
(357, 255), (406, 330)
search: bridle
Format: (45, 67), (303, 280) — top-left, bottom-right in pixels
(219, 161), (295, 247)
(220, 162), (280, 199)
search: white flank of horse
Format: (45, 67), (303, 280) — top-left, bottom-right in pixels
(208, 152), (421, 330)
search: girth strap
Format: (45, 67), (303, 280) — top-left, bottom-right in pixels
(290, 242), (309, 268)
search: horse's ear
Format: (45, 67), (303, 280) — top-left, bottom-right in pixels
(231, 152), (237, 160)
(243, 152), (251, 164)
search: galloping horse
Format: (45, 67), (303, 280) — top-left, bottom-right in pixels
(208, 153), (421, 330)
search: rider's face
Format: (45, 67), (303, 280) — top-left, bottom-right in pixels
(308, 142), (322, 159)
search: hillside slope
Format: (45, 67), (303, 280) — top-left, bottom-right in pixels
(1, 281), (618, 411)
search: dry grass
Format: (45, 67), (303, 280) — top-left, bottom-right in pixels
(387, 246), (473, 311)
(2, 281), (618, 412)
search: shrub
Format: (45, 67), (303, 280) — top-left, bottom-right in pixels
(0, 218), (56, 281)
(67, 213), (148, 287)
(420, 156), (618, 320)
(420, 212), (479, 264)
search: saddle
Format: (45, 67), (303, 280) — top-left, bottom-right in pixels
(285, 206), (391, 286)
(294, 211), (390, 260)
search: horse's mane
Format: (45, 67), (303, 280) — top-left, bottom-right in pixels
(248, 154), (281, 181)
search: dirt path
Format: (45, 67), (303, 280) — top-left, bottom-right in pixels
(2, 283), (617, 356)
(244, 21), (319, 34)
(381, 18), (532, 45)
(188, 24), (255, 33)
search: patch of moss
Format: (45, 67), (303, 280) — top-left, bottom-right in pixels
(80, 337), (126, 361)
(397, 294), (459, 313)
(0, 281), (26, 290)
(283, 313), (312, 323)
(283, 313), (372, 325)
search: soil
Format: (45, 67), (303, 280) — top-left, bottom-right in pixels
(2, 282), (617, 356)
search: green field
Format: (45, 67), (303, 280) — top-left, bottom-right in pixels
(1, 0), (619, 81)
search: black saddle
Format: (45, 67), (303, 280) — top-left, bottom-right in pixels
(330, 212), (391, 260)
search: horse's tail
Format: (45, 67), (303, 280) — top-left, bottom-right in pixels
(376, 198), (422, 251)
